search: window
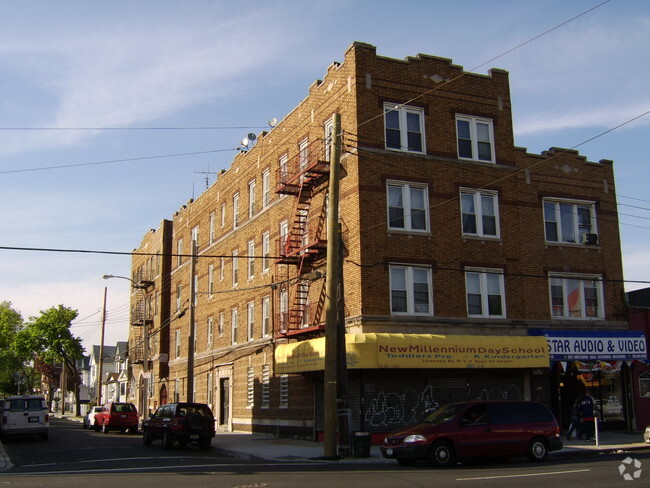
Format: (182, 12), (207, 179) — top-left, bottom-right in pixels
(456, 115), (495, 162)
(247, 240), (255, 279)
(248, 179), (256, 219)
(387, 181), (429, 232)
(247, 301), (255, 341)
(262, 169), (271, 208)
(279, 374), (289, 408)
(175, 330), (181, 358)
(461, 189), (499, 237)
(232, 250), (239, 287)
(209, 212), (216, 244)
(639, 372), (650, 398)
(279, 154), (288, 187)
(207, 372), (214, 406)
(218, 312), (224, 337)
(219, 257), (225, 281)
(465, 268), (506, 318)
(324, 117), (334, 162)
(279, 220), (289, 255)
(192, 274), (198, 306)
(207, 317), (213, 348)
(247, 366), (254, 407)
(233, 193), (240, 229)
(262, 296), (270, 337)
(176, 238), (183, 267)
(176, 284), (182, 311)
(544, 198), (597, 244)
(384, 103), (424, 153)
(279, 287), (289, 332)
(193, 321), (197, 351)
(191, 226), (199, 249)
(389, 265), (433, 315)
(231, 308), (238, 345)
(208, 264), (214, 298)
(221, 203), (226, 228)
(262, 231), (270, 273)
(549, 274), (603, 319)
(261, 364), (270, 408)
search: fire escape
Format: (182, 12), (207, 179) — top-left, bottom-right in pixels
(129, 268), (155, 365)
(275, 139), (329, 336)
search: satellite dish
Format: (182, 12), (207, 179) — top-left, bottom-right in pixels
(268, 117), (278, 127)
(241, 137), (250, 147)
(247, 133), (257, 142)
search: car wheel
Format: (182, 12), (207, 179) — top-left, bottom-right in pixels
(396, 458), (416, 466)
(527, 438), (548, 462)
(143, 428), (153, 446)
(162, 430), (173, 449)
(429, 440), (455, 467)
(102, 422), (109, 434)
(129, 425), (138, 435)
(82, 421), (87, 429)
(94, 422), (101, 432)
(198, 437), (211, 450)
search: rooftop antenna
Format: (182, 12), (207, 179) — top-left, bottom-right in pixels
(194, 164), (219, 190)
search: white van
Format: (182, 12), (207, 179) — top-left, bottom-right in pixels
(0, 395), (49, 440)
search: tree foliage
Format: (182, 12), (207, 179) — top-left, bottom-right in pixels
(0, 301), (24, 394)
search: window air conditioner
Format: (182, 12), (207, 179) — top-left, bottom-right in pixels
(582, 233), (599, 245)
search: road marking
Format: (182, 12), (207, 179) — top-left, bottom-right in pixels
(457, 468), (591, 481)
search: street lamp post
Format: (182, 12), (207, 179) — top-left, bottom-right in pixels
(103, 274), (149, 414)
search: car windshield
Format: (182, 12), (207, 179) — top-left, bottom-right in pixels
(114, 404), (135, 413)
(423, 403), (465, 425)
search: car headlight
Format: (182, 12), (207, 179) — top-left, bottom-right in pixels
(403, 434), (427, 443)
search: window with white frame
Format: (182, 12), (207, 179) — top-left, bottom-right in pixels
(191, 226), (199, 249)
(174, 379), (180, 402)
(248, 179), (256, 219)
(262, 231), (270, 273)
(247, 366), (254, 407)
(207, 317), (213, 348)
(193, 274), (198, 306)
(549, 274), (603, 319)
(209, 212), (216, 244)
(279, 374), (289, 408)
(324, 117), (334, 162)
(218, 312), (224, 337)
(175, 330), (181, 358)
(232, 250), (239, 287)
(262, 168), (270, 208)
(221, 203), (226, 227)
(279, 287), (289, 332)
(219, 257), (225, 281)
(543, 198), (597, 245)
(231, 308), (238, 345)
(384, 103), (425, 153)
(461, 189), (499, 237)
(208, 264), (214, 298)
(262, 296), (270, 337)
(247, 301), (255, 341)
(233, 193), (240, 229)
(261, 364), (270, 408)
(247, 240), (255, 279)
(389, 265), (433, 315)
(176, 284), (182, 311)
(465, 268), (506, 318)
(299, 138), (309, 171)
(279, 220), (289, 254)
(456, 115), (495, 163)
(176, 238), (183, 267)
(279, 154), (288, 186)
(387, 181), (429, 232)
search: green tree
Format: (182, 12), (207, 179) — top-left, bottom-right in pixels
(14, 305), (85, 415)
(0, 301), (25, 395)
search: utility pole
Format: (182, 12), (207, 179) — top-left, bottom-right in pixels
(97, 286), (107, 406)
(186, 238), (197, 401)
(324, 113), (341, 458)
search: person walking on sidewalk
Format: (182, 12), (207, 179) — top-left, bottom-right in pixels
(579, 390), (596, 441)
(566, 400), (581, 440)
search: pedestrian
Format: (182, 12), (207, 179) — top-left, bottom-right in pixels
(566, 400), (581, 440)
(579, 389), (596, 441)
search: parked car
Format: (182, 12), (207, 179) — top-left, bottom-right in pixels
(142, 402), (215, 450)
(0, 395), (49, 441)
(381, 400), (562, 467)
(93, 402), (139, 434)
(83, 405), (103, 429)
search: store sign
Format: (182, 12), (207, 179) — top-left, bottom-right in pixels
(529, 330), (647, 361)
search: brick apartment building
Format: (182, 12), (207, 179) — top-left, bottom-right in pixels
(126, 42), (647, 439)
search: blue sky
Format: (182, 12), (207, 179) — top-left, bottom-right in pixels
(0, 0), (648, 352)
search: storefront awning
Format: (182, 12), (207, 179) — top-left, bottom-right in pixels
(275, 333), (549, 373)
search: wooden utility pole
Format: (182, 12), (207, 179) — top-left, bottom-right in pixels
(97, 286), (107, 406)
(324, 113), (341, 458)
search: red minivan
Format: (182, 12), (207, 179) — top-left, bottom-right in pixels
(381, 400), (562, 467)
(94, 402), (139, 434)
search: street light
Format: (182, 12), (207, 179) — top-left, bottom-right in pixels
(103, 274), (149, 414)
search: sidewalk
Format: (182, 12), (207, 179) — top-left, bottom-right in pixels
(211, 430), (650, 464)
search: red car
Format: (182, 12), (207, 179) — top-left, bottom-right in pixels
(381, 400), (562, 466)
(94, 402), (139, 434)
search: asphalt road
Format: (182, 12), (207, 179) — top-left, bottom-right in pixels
(1, 418), (649, 488)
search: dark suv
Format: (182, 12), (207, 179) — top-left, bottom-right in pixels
(142, 403), (215, 450)
(381, 400), (562, 466)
